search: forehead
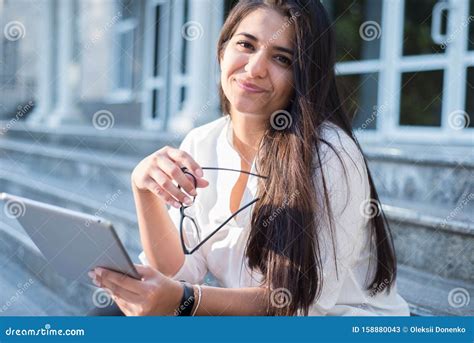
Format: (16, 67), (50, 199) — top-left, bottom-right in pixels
(234, 8), (295, 48)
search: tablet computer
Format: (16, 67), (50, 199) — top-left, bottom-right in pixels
(1, 192), (141, 285)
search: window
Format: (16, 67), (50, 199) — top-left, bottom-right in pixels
(330, 0), (473, 142)
(142, 0), (191, 129)
(109, 0), (139, 102)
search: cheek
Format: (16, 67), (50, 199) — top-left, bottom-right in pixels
(220, 50), (247, 95)
(273, 71), (294, 101)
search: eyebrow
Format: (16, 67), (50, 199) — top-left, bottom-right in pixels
(235, 32), (294, 55)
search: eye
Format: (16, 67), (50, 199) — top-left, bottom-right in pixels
(236, 40), (255, 51)
(275, 55), (292, 66)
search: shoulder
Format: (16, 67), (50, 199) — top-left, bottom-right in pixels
(317, 122), (367, 184)
(315, 122), (370, 215)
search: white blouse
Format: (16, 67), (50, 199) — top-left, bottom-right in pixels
(139, 115), (410, 316)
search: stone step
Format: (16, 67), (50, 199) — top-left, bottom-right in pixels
(397, 264), (474, 316)
(0, 121), (180, 157)
(365, 144), (474, 219)
(385, 203), (473, 283)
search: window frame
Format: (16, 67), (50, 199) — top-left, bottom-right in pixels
(336, 0), (474, 146)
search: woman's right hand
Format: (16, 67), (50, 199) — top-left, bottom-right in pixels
(131, 146), (209, 208)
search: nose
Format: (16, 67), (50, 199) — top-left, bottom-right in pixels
(245, 51), (268, 79)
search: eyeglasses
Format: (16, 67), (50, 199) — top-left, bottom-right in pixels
(178, 167), (267, 255)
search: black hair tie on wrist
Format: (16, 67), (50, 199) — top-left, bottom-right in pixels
(176, 281), (195, 316)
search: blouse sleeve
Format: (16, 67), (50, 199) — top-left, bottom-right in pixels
(138, 129), (209, 284)
(308, 132), (372, 315)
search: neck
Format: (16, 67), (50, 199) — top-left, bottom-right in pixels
(229, 111), (267, 165)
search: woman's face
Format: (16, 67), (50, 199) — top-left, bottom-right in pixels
(220, 8), (295, 119)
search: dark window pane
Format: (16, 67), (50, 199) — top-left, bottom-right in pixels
(181, 0), (189, 74)
(179, 87), (187, 111)
(337, 73), (379, 130)
(153, 5), (161, 77)
(403, 0), (446, 56)
(400, 70), (443, 126)
(469, 0), (474, 50)
(325, 0), (382, 62)
(152, 89), (159, 119)
(466, 67), (474, 127)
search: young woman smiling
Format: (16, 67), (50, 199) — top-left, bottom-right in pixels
(90, 0), (410, 316)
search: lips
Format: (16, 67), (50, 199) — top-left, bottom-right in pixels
(235, 79), (267, 93)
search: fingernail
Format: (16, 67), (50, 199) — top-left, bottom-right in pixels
(92, 278), (100, 287)
(95, 268), (103, 276)
(184, 197), (193, 205)
(173, 201), (181, 208)
(88, 271), (95, 279)
(196, 168), (203, 177)
(190, 189), (197, 196)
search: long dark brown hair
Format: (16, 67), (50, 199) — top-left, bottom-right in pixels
(217, 0), (396, 316)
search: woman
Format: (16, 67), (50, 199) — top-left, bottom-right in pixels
(90, 0), (410, 316)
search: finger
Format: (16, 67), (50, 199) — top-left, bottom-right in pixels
(143, 177), (180, 208)
(166, 148), (203, 177)
(149, 168), (193, 205)
(155, 154), (197, 197)
(196, 178), (209, 188)
(134, 264), (160, 278)
(95, 268), (142, 295)
(103, 282), (142, 303)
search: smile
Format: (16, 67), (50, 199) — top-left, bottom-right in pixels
(235, 79), (267, 93)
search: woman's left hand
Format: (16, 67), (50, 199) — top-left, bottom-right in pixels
(89, 264), (183, 316)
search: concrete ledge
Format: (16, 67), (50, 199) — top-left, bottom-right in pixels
(398, 264), (474, 316)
